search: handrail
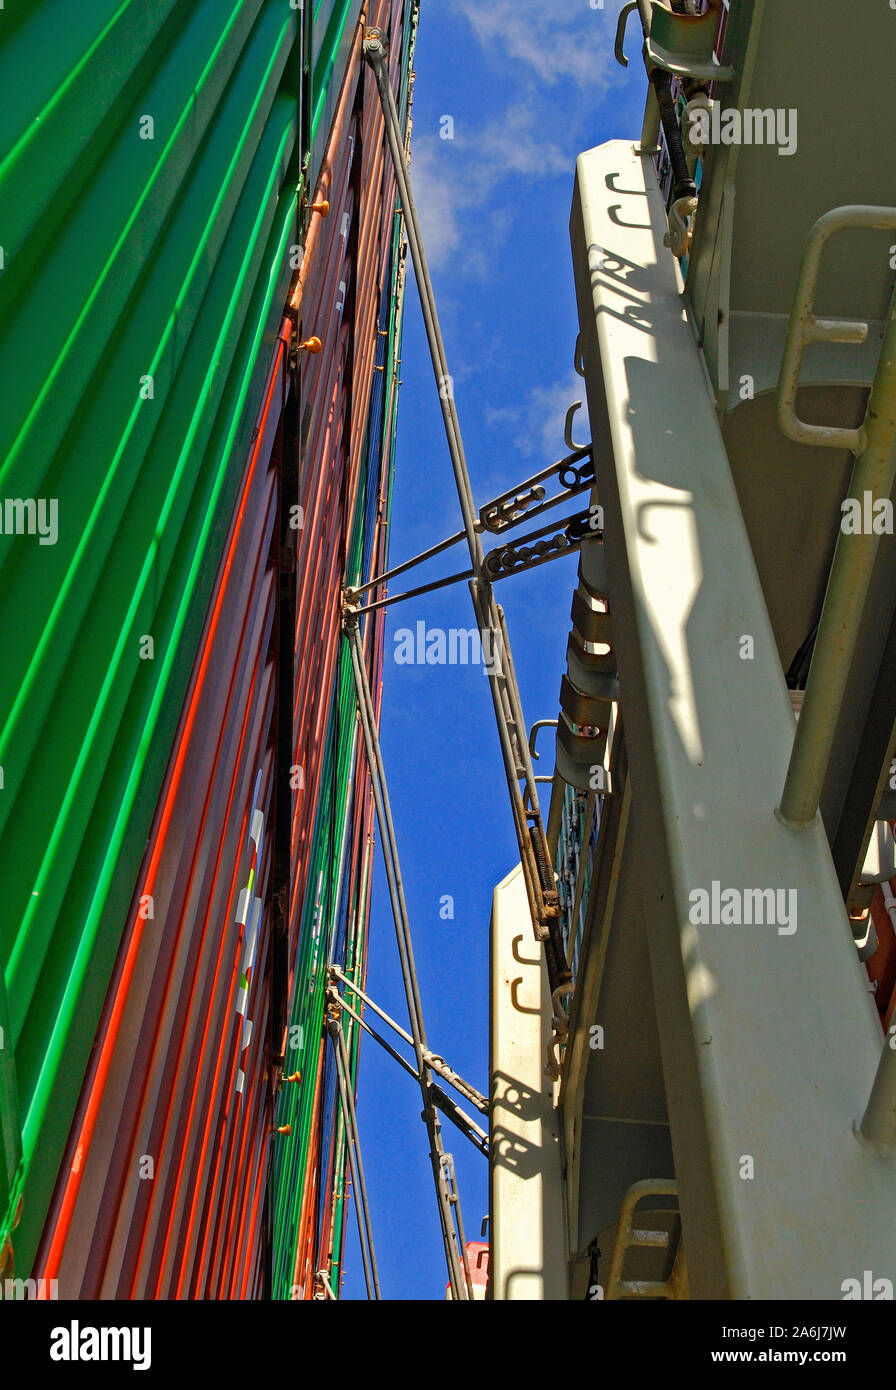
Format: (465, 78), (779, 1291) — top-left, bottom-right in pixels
(776, 206), (896, 451)
(776, 206), (896, 829)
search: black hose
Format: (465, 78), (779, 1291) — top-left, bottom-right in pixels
(786, 620), (819, 690)
(650, 68), (697, 204)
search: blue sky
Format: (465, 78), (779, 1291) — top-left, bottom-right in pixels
(343, 0), (645, 1300)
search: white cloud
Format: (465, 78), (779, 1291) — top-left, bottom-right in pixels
(452, 0), (620, 90)
(409, 100), (569, 274)
(408, 0), (624, 279)
(486, 374), (591, 461)
(527, 376), (591, 458)
(476, 101), (568, 179)
(410, 140), (464, 270)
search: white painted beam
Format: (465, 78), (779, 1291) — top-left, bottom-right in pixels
(490, 865), (567, 1300)
(569, 141), (896, 1299)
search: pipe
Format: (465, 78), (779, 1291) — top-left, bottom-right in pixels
(348, 445), (592, 600)
(333, 989), (419, 1081)
(333, 965), (488, 1112)
(363, 30), (572, 1001)
(345, 615), (469, 1299)
(328, 1017), (381, 1298)
(778, 277), (896, 826)
(883, 878), (896, 937)
(355, 564), (474, 616)
(364, 32), (481, 564)
(348, 527), (467, 599)
(856, 1037), (896, 1154)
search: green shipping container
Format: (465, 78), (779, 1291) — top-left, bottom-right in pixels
(0, 0), (370, 1278)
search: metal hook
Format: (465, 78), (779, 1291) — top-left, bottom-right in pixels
(614, 1), (640, 69)
(574, 332), (585, 379)
(528, 719), (559, 762)
(510, 977), (541, 1016)
(511, 934), (541, 967)
(564, 401), (589, 453)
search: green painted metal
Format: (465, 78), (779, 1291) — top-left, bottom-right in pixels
(311, 0), (363, 144)
(267, 0), (415, 1292)
(269, 425), (385, 1300)
(0, 0), (305, 1274)
(268, 207), (410, 1295)
(327, 212), (409, 1284)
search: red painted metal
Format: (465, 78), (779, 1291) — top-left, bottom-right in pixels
(34, 0), (410, 1299)
(36, 326), (288, 1298)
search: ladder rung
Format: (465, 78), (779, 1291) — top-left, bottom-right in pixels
(629, 1227), (670, 1249)
(620, 1280), (670, 1297)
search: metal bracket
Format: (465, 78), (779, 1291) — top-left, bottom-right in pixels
(347, 439), (595, 611)
(478, 440), (594, 536)
(777, 205), (896, 453)
(430, 1086), (489, 1158)
(484, 507), (602, 582)
(361, 25), (388, 64)
(530, 719), (560, 786)
(330, 966), (488, 1115)
(617, 0), (734, 82)
(564, 401), (589, 452)
(529, 719), (559, 762)
(614, 1), (640, 68)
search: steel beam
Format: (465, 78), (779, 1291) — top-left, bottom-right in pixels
(327, 1015), (380, 1300)
(344, 615), (470, 1299)
(569, 140), (896, 1298)
(489, 866), (568, 1300)
(362, 27), (569, 996)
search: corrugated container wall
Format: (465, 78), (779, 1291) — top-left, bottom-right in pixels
(0, 0), (417, 1297)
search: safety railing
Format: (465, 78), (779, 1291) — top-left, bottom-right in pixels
(775, 205), (896, 1154)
